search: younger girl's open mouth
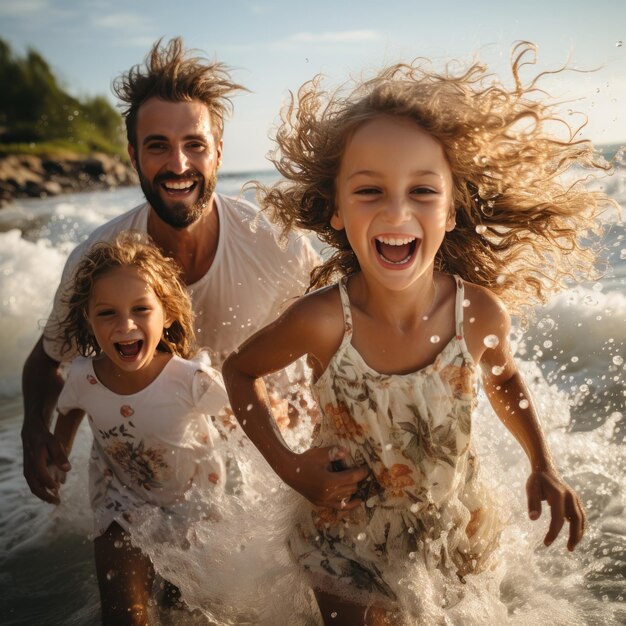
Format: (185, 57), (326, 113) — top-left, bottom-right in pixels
(115, 340), (143, 359)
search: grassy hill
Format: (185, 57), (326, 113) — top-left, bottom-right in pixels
(0, 38), (126, 160)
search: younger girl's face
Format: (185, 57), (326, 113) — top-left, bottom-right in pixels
(86, 265), (170, 373)
(333, 115), (455, 291)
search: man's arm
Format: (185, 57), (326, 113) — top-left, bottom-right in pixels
(21, 335), (71, 504)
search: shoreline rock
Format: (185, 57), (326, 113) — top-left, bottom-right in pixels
(0, 153), (138, 207)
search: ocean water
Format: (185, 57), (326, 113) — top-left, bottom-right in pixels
(0, 167), (623, 625)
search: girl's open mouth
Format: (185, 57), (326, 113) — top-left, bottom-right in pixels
(374, 236), (418, 266)
(115, 340), (143, 358)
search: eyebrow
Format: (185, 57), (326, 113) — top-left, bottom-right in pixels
(346, 169), (442, 180)
(142, 134), (207, 145)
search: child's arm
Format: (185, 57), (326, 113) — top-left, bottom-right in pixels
(465, 285), (585, 551)
(49, 409), (84, 490)
(223, 292), (369, 510)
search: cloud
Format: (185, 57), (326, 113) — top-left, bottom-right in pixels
(248, 2), (272, 14)
(0, 0), (49, 16)
(92, 12), (148, 30)
(286, 30), (381, 44)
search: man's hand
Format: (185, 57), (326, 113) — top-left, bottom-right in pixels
(286, 446), (369, 510)
(22, 422), (70, 505)
(526, 469), (586, 552)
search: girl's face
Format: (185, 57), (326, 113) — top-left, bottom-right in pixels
(333, 115), (455, 291)
(86, 265), (171, 373)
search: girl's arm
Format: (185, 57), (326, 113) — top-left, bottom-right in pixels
(223, 292), (369, 510)
(49, 409), (85, 489)
(464, 285), (585, 551)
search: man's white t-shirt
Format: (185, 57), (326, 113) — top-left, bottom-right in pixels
(43, 193), (319, 364)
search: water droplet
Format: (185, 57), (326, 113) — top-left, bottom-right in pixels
(571, 356), (579, 363)
(430, 335), (441, 344)
(246, 404), (253, 411)
(537, 317), (555, 333)
(483, 334), (499, 349)
(519, 399), (529, 409)
(543, 340), (553, 348)
(469, 317), (476, 324)
(620, 249), (626, 260)
(496, 274), (506, 285)
(410, 503), (420, 513)
(331, 611), (338, 618)
(106, 570), (115, 580)
(617, 41), (623, 47)
(357, 532), (366, 541)
(113, 540), (123, 549)
(385, 443), (393, 450)
(613, 355), (624, 366)
(491, 365), (504, 375)
(475, 225), (487, 235)
(462, 299), (471, 308)
(408, 551), (416, 559)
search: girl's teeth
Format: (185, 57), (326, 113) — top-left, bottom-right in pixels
(376, 236), (415, 246)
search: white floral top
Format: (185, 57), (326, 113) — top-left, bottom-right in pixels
(57, 354), (228, 536)
(289, 275), (501, 606)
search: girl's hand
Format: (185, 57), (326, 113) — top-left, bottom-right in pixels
(526, 470), (586, 551)
(287, 446), (370, 510)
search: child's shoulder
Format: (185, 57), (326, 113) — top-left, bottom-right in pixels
(288, 281), (343, 322)
(459, 280), (512, 359)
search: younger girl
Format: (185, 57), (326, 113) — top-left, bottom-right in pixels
(50, 232), (228, 625)
(224, 43), (611, 625)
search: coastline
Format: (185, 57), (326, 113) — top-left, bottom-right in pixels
(0, 153), (138, 208)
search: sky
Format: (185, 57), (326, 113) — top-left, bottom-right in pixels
(0, 0), (624, 172)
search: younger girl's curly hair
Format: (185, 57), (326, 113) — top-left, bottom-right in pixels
(260, 42), (616, 315)
(60, 231), (195, 359)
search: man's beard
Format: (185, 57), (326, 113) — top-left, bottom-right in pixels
(137, 166), (217, 229)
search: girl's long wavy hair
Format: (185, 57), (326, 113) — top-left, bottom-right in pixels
(259, 42), (616, 314)
(60, 232), (195, 359)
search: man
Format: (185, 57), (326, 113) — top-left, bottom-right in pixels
(22, 38), (317, 509)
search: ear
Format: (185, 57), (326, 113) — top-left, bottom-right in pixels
(445, 207), (456, 233)
(128, 143), (138, 171)
(330, 208), (344, 231)
(216, 139), (223, 169)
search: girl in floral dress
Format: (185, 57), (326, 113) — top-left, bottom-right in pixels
(49, 232), (228, 625)
(223, 43), (612, 625)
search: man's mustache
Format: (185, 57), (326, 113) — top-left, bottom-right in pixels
(154, 171), (203, 184)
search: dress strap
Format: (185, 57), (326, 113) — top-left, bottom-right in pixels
(337, 276), (354, 343)
(453, 275), (473, 362)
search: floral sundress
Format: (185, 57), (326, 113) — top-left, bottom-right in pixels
(289, 275), (501, 606)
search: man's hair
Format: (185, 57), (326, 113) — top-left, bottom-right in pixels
(113, 37), (246, 149)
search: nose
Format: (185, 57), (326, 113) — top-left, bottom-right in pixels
(168, 145), (190, 175)
(384, 195), (412, 225)
(116, 315), (137, 333)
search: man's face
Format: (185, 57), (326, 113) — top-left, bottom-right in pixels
(129, 98), (223, 228)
